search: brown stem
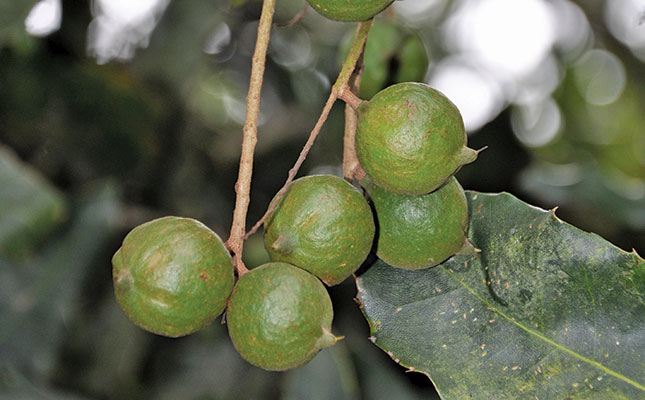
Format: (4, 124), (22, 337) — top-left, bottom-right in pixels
(342, 103), (359, 181)
(226, 0), (276, 277)
(245, 20), (373, 239)
(274, 4), (308, 28)
(342, 53), (364, 181)
(343, 110), (367, 183)
(339, 89), (364, 111)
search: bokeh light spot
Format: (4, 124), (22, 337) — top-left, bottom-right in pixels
(605, 0), (645, 60)
(444, 0), (556, 80)
(552, 0), (592, 61)
(511, 98), (562, 147)
(394, 0), (448, 24)
(25, 0), (62, 37)
(204, 22), (231, 56)
(573, 49), (626, 106)
(269, 25), (313, 71)
(87, 0), (169, 64)
(428, 58), (504, 132)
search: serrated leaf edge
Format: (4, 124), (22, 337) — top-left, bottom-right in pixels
(355, 191), (645, 396)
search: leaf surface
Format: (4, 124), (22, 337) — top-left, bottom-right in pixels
(356, 191), (645, 399)
(0, 146), (67, 261)
(0, 183), (119, 376)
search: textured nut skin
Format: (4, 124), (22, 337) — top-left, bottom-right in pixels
(264, 175), (375, 286)
(307, 0), (394, 21)
(356, 82), (477, 195)
(365, 176), (469, 269)
(112, 216), (234, 338)
(226, 262), (338, 371)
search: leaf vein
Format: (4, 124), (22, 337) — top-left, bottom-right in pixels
(441, 266), (645, 392)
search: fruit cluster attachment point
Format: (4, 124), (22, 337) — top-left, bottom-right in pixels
(111, 8), (482, 371)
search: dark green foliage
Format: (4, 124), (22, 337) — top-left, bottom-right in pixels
(0, 146), (67, 261)
(357, 192), (645, 399)
(1, 1), (643, 398)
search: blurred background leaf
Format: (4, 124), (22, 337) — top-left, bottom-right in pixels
(0, 182), (118, 391)
(0, 0), (643, 398)
(0, 146), (67, 261)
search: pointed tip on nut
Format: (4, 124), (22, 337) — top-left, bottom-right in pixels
(269, 234), (293, 254)
(317, 329), (342, 349)
(457, 239), (480, 256)
(475, 145), (489, 155)
(459, 147), (479, 166)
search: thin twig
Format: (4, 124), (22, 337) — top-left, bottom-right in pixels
(342, 50), (364, 181)
(274, 4), (308, 28)
(339, 89), (365, 111)
(226, 0), (276, 277)
(343, 97), (368, 183)
(245, 20), (373, 239)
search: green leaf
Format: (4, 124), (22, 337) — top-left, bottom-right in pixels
(356, 191), (645, 399)
(0, 146), (67, 261)
(0, 182), (119, 376)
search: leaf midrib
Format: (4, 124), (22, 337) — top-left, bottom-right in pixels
(441, 266), (645, 392)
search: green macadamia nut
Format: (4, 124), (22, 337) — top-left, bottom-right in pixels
(264, 174), (375, 286)
(226, 262), (340, 371)
(364, 176), (470, 269)
(356, 82), (477, 195)
(306, 0), (394, 22)
(112, 216), (234, 338)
